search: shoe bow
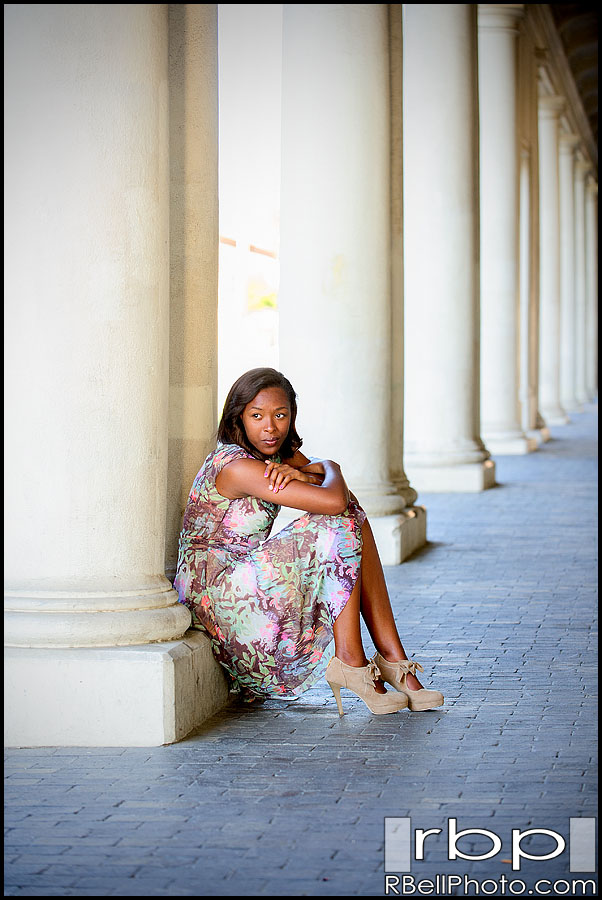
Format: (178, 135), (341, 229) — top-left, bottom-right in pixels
(395, 659), (424, 677)
(363, 660), (382, 685)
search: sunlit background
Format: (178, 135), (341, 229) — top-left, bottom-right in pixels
(217, 4), (283, 411)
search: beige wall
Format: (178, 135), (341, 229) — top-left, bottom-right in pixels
(166, 4), (220, 579)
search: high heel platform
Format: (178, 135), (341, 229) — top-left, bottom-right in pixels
(372, 653), (444, 711)
(325, 656), (409, 716)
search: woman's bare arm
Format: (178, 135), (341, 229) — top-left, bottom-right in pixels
(216, 457), (349, 516)
(280, 450), (326, 484)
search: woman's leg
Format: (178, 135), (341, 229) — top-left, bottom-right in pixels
(359, 518), (424, 691)
(332, 570), (387, 693)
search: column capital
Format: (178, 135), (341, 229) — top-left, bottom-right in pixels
(575, 154), (592, 178)
(478, 4), (524, 32)
(559, 131), (580, 154)
(586, 177), (598, 196)
(538, 94), (565, 118)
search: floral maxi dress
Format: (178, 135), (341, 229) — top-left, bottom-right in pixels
(173, 442), (367, 699)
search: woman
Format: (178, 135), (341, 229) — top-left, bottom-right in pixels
(174, 367), (443, 715)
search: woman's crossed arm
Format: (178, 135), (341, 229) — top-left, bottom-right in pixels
(216, 453), (349, 516)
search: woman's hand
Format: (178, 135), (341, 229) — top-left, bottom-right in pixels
(298, 462), (325, 485)
(264, 461), (313, 494)
(299, 458), (327, 477)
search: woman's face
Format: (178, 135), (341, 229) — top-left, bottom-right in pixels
(241, 386), (291, 456)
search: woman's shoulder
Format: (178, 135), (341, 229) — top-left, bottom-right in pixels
(190, 443), (255, 501)
(210, 442), (257, 471)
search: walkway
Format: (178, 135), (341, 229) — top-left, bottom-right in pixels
(4, 404), (598, 896)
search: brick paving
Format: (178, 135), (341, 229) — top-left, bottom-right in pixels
(4, 404), (598, 896)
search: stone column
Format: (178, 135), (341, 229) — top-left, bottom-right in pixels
(4, 4), (228, 747)
(478, 4), (535, 454)
(573, 153), (590, 407)
(537, 94), (567, 425)
(166, 4), (220, 580)
(403, 4), (495, 491)
(584, 179), (598, 400)
(519, 146), (544, 443)
(389, 3), (419, 515)
(516, 18), (548, 445)
(277, 4), (425, 564)
(558, 131), (580, 413)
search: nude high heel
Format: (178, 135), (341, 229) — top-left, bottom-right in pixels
(325, 656), (409, 716)
(372, 653), (444, 711)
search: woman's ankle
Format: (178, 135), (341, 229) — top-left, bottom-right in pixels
(376, 647), (407, 663)
(335, 650), (369, 667)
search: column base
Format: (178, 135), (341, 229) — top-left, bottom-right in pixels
(541, 408), (570, 426)
(368, 507), (427, 565)
(526, 427), (551, 445)
(561, 397), (582, 414)
(404, 459), (496, 493)
(4, 577), (192, 648)
(4, 630), (230, 748)
(482, 435), (538, 455)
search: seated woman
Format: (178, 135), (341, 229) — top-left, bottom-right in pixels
(174, 367), (443, 715)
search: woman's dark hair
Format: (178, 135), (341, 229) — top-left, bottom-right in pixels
(217, 367), (303, 460)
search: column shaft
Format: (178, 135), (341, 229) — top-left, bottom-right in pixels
(558, 133), (580, 412)
(573, 156), (590, 406)
(537, 94), (567, 425)
(519, 148), (542, 440)
(403, 4), (494, 491)
(4, 3), (189, 647)
(584, 179), (598, 400)
(166, 3), (220, 580)
(478, 4), (535, 454)
(278, 4), (424, 563)
(390, 3), (418, 510)
(516, 16), (548, 444)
